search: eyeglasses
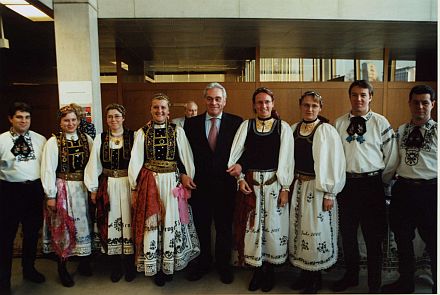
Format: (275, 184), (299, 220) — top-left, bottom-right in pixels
(107, 115), (123, 119)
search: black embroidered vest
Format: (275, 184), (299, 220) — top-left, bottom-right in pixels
(55, 131), (90, 173)
(100, 129), (134, 170)
(293, 122), (323, 176)
(243, 119), (281, 171)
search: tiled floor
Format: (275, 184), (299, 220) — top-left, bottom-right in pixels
(6, 255), (433, 294)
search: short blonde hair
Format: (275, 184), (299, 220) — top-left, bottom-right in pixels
(152, 93), (171, 107)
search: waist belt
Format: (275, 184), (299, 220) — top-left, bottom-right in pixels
(294, 173), (316, 182)
(251, 174), (277, 186)
(56, 172), (84, 181)
(144, 160), (177, 173)
(346, 170), (381, 179)
(398, 177), (437, 185)
(102, 168), (128, 178)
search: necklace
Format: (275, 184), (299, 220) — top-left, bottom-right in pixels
(300, 119), (319, 135)
(110, 130), (123, 145)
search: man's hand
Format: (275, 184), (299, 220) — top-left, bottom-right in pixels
(239, 179), (252, 195)
(226, 163), (242, 177)
(181, 174), (197, 190)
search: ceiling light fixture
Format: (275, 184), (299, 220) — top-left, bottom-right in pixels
(1, 0), (53, 22)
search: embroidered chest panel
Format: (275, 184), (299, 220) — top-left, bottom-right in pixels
(400, 122), (437, 166)
(100, 129), (134, 169)
(55, 132), (90, 173)
(143, 123), (177, 161)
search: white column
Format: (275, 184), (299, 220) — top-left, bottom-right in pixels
(53, 0), (102, 133)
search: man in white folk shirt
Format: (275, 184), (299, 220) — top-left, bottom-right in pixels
(381, 85), (437, 294)
(332, 80), (398, 293)
(0, 102), (47, 294)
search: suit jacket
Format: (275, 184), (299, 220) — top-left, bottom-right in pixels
(184, 112), (242, 193)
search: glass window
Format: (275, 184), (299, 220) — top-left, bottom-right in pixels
(334, 59), (355, 81)
(359, 60), (383, 82)
(394, 60), (416, 82)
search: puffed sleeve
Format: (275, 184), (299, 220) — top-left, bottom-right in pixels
(276, 120), (295, 188)
(312, 123), (346, 195)
(128, 128), (145, 190)
(227, 120), (249, 167)
(41, 136), (59, 199)
(379, 119), (399, 184)
(176, 126), (195, 179)
(84, 134), (103, 192)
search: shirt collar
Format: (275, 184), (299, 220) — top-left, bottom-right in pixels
(9, 128), (30, 138)
(206, 112), (223, 121)
(348, 111), (372, 121)
(409, 118), (436, 130)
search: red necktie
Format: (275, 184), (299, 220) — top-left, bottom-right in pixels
(208, 117), (218, 151)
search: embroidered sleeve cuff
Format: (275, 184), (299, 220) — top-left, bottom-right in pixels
(323, 193), (335, 200)
(281, 185), (290, 192)
(236, 173), (245, 183)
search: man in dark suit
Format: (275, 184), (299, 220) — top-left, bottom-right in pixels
(184, 82), (242, 284)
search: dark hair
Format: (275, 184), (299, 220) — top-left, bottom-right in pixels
(409, 85), (436, 102)
(252, 87), (280, 119)
(348, 80), (374, 96)
(299, 90), (324, 108)
(252, 87), (274, 104)
(105, 103), (126, 117)
(8, 102), (32, 118)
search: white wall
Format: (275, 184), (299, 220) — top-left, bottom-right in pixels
(96, 0), (437, 21)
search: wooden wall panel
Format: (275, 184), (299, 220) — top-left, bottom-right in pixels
(1, 81), (436, 137)
(386, 82), (437, 129)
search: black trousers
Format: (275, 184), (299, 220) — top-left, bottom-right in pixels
(0, 179), (44, 284)
(338, 175), (387, 290)
(189, 179), (235, 272)
(389, 179), (437, 283)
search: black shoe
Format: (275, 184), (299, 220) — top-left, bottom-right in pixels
(123, 254), (136, 282)
(248, 268), (262, 291)
(125, 267), (136, 282)
(77, 260), (93, 277)
(23, 267), (46, 283)
(186, 266), (208, 281)
(110, 267), (123, 283)
(331, 273), (359, 292)
(153, 272), (166, 287)
(58, 262), (75, 288)
(219, 269), (234, 284)
(302, 272), (321, 294)
(261, 267), (275, 292)
(291, 270), (309, 290)
(381, 277), (415, 293)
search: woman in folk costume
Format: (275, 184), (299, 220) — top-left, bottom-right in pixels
(41, 104), (94, 287)
(84, 104), (136, 283)
(227, 87), (294, 292)
(289, 91), (346, 293)
(128, 93), (200, 287)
